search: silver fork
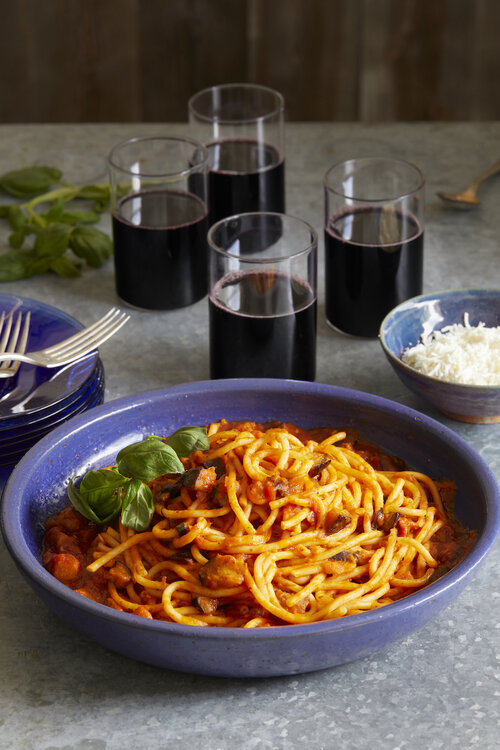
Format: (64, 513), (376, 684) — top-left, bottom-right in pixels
(0, 310), (31, 378)
(0, 307), (130, 375)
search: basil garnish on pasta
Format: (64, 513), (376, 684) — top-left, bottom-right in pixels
(116, 436), (185, 481)
(67, 427), (209, 531)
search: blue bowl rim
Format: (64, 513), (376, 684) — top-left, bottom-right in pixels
(379, 287), (500, 393)
(2, 378), (500, 643)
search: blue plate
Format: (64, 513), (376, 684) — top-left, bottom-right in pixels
(0, 364), (104, 450)
(0, 377), (105, 467)
(0, 295), (99, 421)
(0, 359), (104, 440)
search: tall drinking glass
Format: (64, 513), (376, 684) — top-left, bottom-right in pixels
(188, 83), (285, 226)
(208, 212), (317, 380)
(324, 157), (425, 338)
(108, 135), (208, 310)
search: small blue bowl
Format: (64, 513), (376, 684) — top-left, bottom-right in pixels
(379, 288), (500, 423)
(1, 379), (499, 677)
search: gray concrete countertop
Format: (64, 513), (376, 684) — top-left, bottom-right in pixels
(0, 122), (499, 750)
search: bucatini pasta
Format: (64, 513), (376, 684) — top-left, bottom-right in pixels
(42, 420), (475, 627)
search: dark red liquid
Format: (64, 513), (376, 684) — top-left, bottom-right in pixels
(325, 206), (423, 337)
(209, 271), (316, 380)
(112, 189), (208, 310)
(207, 139), (285, 225)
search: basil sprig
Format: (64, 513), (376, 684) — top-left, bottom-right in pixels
(0, 165), (113, 281)
(67, 427), (209, 532)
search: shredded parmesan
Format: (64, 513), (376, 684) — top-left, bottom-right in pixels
(401, 313), (500, 386)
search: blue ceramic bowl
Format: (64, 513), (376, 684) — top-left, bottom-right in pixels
(379, 288), (500, 423)
(2, 380), (499, 677)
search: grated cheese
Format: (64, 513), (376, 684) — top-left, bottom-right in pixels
(401, 313), (500, 386)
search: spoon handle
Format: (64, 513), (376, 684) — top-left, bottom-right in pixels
(468, 159), (500, 190)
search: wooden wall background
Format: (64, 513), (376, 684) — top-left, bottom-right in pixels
(1, 0), (499, 123)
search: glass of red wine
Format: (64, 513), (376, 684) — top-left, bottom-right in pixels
(208, 212), (317, 380)
(324, 157), (425, 338)
(108, 135), (208, 310)
(188, 84), (285, 226)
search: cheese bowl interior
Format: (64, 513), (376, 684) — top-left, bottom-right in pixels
(1, 379), (499, 677)
(379, 288), (500, 423)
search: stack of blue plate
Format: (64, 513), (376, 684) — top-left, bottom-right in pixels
(0, 294), (105, 472)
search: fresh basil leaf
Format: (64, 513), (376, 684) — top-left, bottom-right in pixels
(0, 246), (54, 280)
(42, 196), (65, 223)
(8, 205), (27, 230)
(0, 166), (62, 197)
(23, 253), (54, 277)
(34, 223), (72, 258)
(8, 229), (28, 249)
(80, 468), (125, 502)
(117, 438), (185, 482)
(69, 225), (113, 268)
(79, 469), (125, 522)
(49, 255), (82, 278)
(120, 479), (155, 531)
(67, 478), (106, 524)
(167, 426), (209, 457)
(76, 185), (110, 202)
(0, 248), (35, 281)
(8, 222), (37, 249)
(59, 209), (101, 225)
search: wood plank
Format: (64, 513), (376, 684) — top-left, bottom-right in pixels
(250, 0), (362, 121)
(138, 0), (248, 122)
(469, 0), (500, 119)
(0, 0), (140, 122)
(0, 0), (499, 123)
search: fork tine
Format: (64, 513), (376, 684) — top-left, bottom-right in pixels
(0, 311), (30, 376)
(43, 308), (125, 357)
(0, 307), (129, 371)
(0, 311), (13, 354)
(45, 309), (130, 362)
(56, 310), (129, 358)
(17, 311), (31, 353)
(48, 313), (130, 364)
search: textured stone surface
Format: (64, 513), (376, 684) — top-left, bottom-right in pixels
(0, 122), (499, 749)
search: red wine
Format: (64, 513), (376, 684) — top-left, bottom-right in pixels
(207, 139), (285, 225)
(112, 189), (208, 310)
(325, 206), (423, 337)
(209, 271), (316, 380)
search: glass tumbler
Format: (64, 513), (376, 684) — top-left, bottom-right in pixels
(324, 157), (425, 338)
(108, 135), (208, 310)
(188, 83), (285, 226)
(208, 212), (317, 380)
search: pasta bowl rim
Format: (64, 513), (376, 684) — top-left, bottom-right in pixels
(2, 379), (499, 674)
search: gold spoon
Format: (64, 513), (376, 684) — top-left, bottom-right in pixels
(437, 158), (500, 208)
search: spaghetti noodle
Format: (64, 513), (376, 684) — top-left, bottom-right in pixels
(42, 420), (475, 627)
